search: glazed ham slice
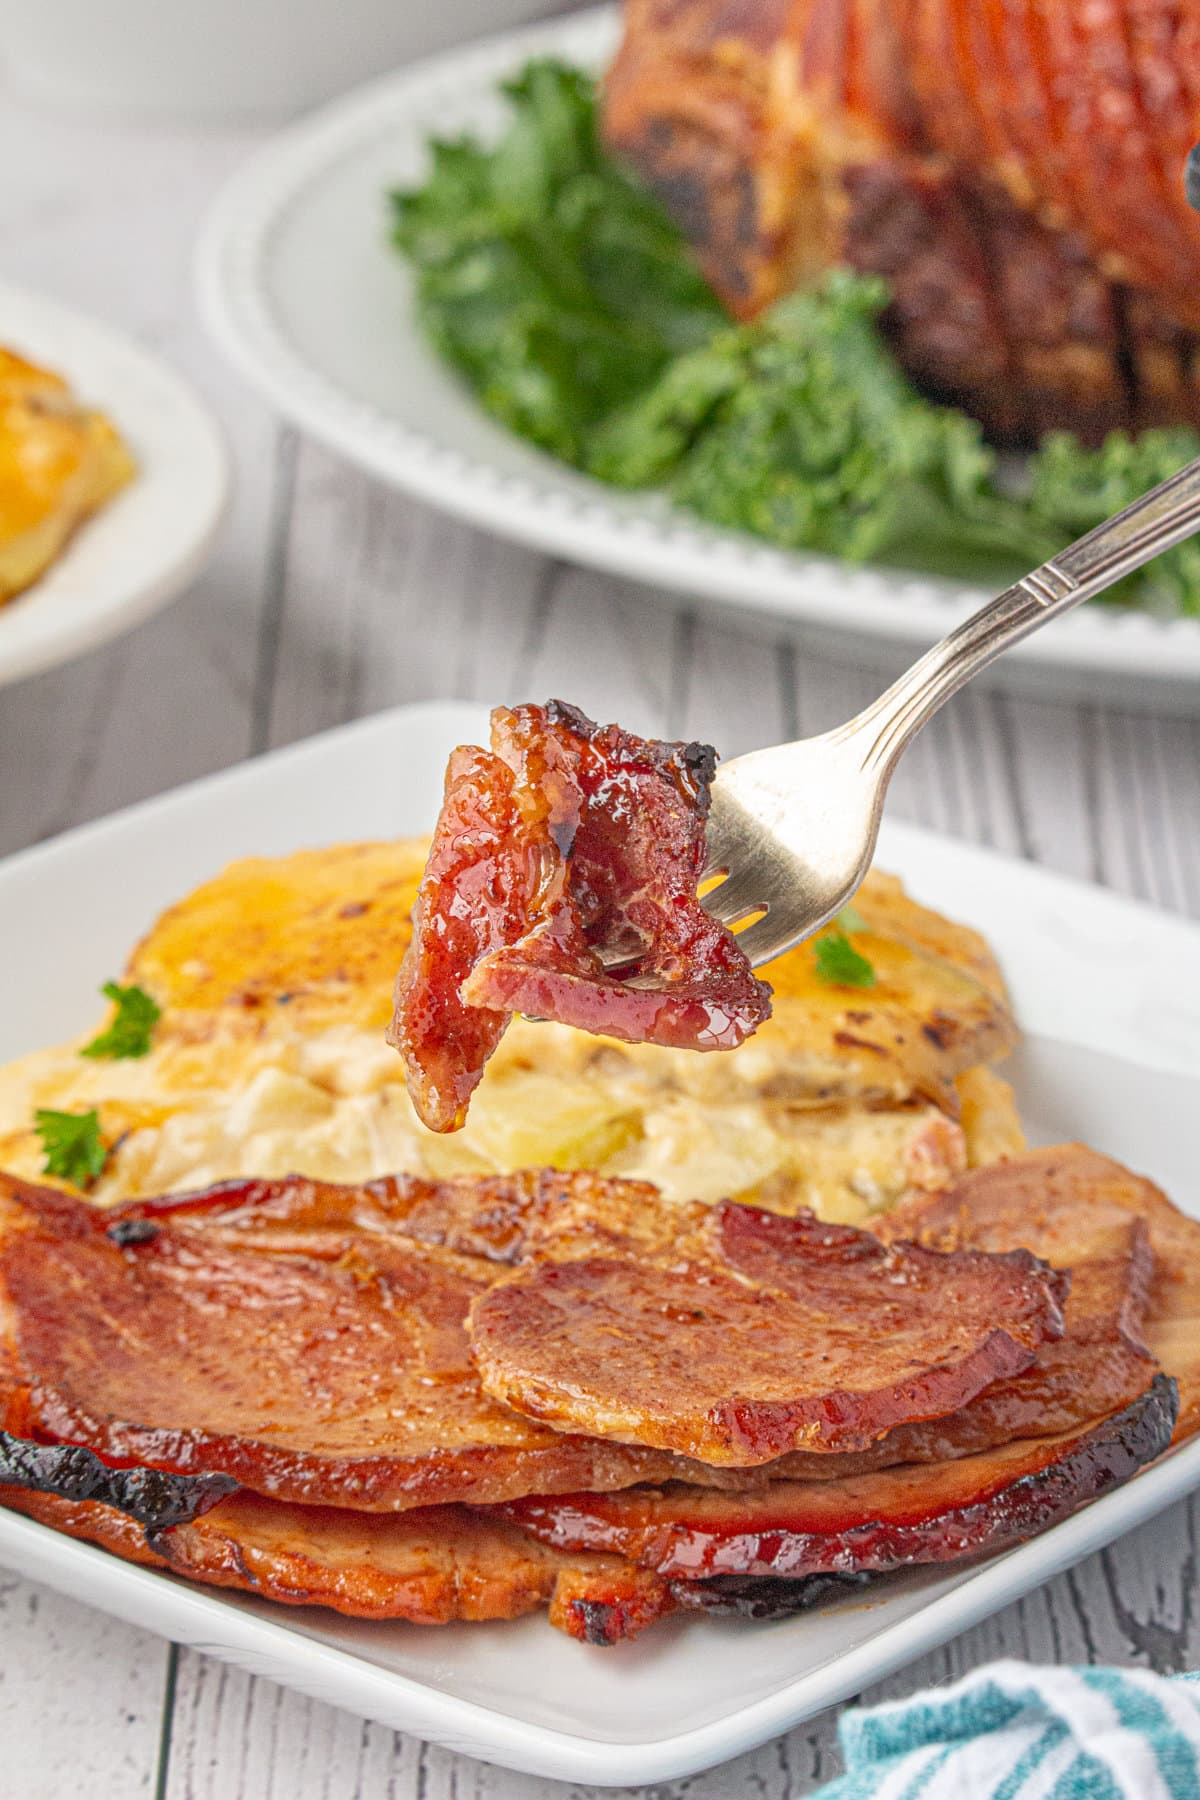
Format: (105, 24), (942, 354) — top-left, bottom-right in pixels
(0, 1167), (1062, 1508)
(467, 1182), (1068, 1464)
(390, 702), (772, 1132)
(496, 1376), (1178, 1579)
(815, 1146), (1162, 1470)
(0, 1483), (869, 1644)
(663, 1144), (1162, 1483)
(884, 1143), (1200, 1448)
(0, 1484), (677, 1641)
(0, 1173), (689, 1512)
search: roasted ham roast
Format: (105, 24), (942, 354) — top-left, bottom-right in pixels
(603, 0), (1200, 444)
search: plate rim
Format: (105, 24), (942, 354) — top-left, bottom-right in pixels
(0, 277), (230, 688)
(194, 5), (1200, 688)
(1, 695), (1199, 1783)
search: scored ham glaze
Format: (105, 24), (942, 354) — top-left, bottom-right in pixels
(390, 702), (772, 1133)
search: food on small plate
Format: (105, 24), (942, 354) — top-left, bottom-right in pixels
(0, 346), (135, 604)
(0, 1146), (1194, 1641)
(391, 702), (773, 1131)
(0, 838), (1018, 1222)
(0, 699), (1193, 1648)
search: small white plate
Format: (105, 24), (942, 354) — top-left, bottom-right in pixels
(197, 6), (1200, 713)
(0, 697), (1198, 1786)
(0, 281), (228, 687)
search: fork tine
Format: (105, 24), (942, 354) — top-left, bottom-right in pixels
(725, 911), (797, 971)
(698, 864), (768, 927)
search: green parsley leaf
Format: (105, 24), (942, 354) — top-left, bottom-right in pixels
(34, 1108), (109, 1186)
(813, 930), (876, 989)
(390, 61), (723, 467)
(80, 981), (161, 1060)
(835, 904), (867, 934)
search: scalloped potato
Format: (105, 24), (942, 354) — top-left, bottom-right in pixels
(0, 841), (1023, 1220)
(0, 347), (135, 605)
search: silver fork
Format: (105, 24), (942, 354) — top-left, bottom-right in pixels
(701, 454), (1200, 969)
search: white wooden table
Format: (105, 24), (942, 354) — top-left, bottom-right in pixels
(2, 78), (1199, 1800)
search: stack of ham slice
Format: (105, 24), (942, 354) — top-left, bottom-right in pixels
(0, 1145), (1191, 1643)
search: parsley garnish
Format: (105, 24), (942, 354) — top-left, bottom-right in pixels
(835, 904), (867, 934)
(34, 1108), (109, 1186)
(813, 929), (876, 989)
(80, 981), (161, 1060)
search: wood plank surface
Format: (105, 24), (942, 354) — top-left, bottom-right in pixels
(2, 74), (1199, 1800)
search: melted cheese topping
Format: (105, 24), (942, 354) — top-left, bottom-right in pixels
(0, 841), (1024, 1221)
(0, 347), (135, 604)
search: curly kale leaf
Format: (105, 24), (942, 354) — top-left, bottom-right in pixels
(390, 61), (723, 465)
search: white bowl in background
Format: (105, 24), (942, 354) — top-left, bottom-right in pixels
(0, 0), (574, 120)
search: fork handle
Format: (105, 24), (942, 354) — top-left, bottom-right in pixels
(851, 453), (1200, 773)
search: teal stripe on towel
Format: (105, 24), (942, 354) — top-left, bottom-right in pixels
(1048, 1757), (1123, 1800)
(821, 1663), (1200, 1800)
(1083, 1668), (1200, 1799)
(993, 1718), (1070, 1800)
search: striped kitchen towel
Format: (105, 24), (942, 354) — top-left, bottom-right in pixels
(814, 1661), (1200, 1798)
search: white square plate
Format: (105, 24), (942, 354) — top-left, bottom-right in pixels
(1, 698), (1198, 1787)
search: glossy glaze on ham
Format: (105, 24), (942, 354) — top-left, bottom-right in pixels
(882, 1142), (1200, 1448)
(468, 1184), (1068, 1464)
(1, 1145), (1197, 1642)
(0, 1166), (1063, 1506)
(390, 702), (772, 1132)
(496, 1376), (1178, 1578)
(0, 1482), (874, 1643)
(0, 1172), (692, 1511)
